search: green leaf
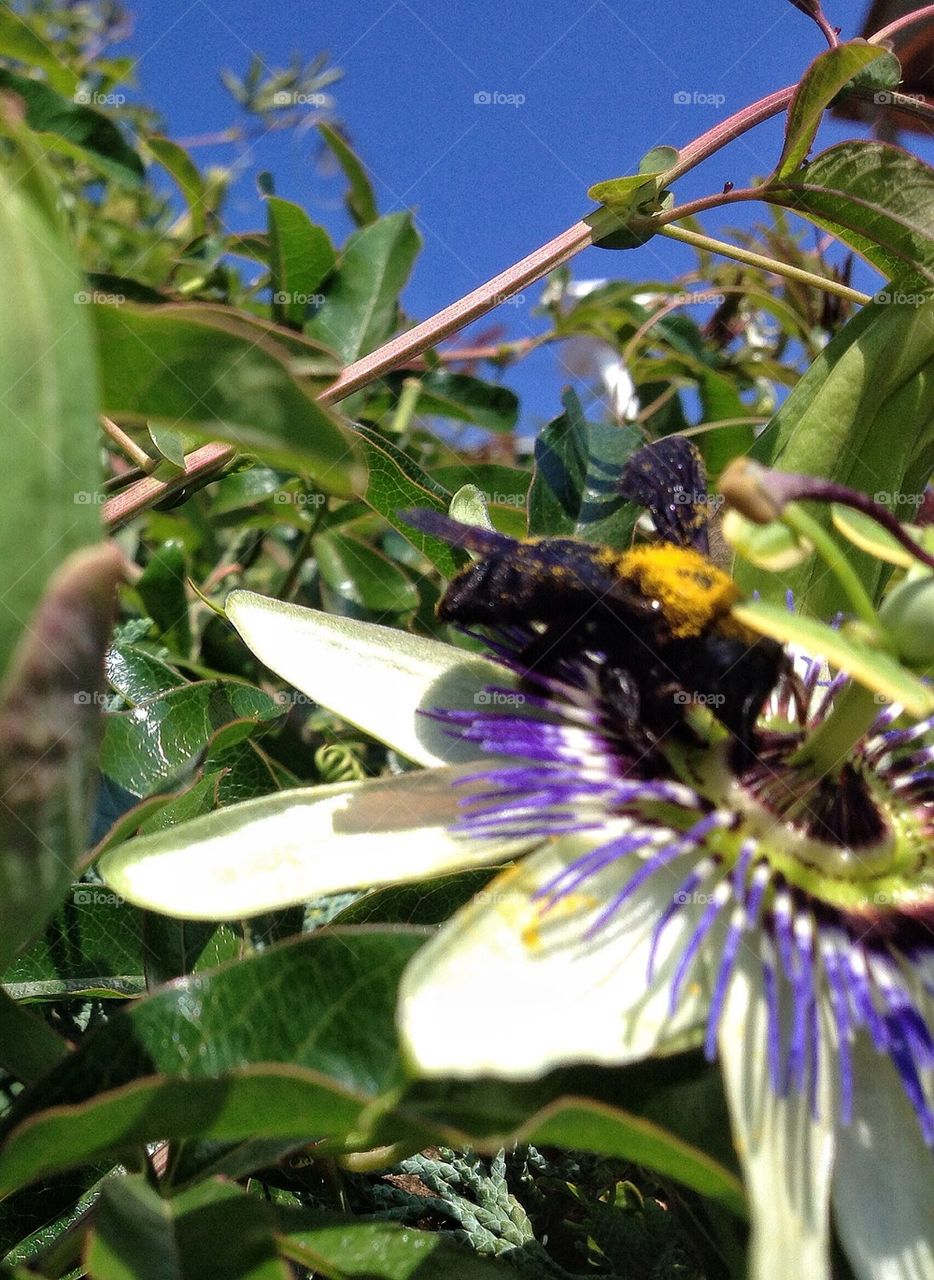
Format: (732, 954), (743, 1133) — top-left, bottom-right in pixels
(318, 121), (378, 226)
(265, 196), (335, 328)
(528, 389), (589, 535)
(0, 68), (143, 185)
(146, 136), (209, 237)
(147, 424), (187, 467)
(0, 929), (427, 1192)
(774, 142), (934, 284)
(738, 293), (934, 615)
(351, 423), (462, 576)
(733, 601), (934, 715)
(93, 302), (365, 496)
(314, 530), (420, 615)
(3, 884), (145, 1002)
(85, 1176), (289, 1280)
(0, 122), (103, 678)
(0, 9), (78, 95)
(277, 1210), (512, 1279)
(306, 213), (421, 363)
(0, 989), (69, 1082)
(518, 1097), (745, 1218)
(528, 390), (640, 547)
(99, 680), (282, 797)
(136, 542), (192, 656)
(586, 147), (677, 250)
(106, 641), (187, 703)
(775, 42), (891, 179)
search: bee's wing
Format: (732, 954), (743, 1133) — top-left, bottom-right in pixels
(619, 437), (710, 554)
(400, 508), (518, 557)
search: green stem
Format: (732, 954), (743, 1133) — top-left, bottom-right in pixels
(278, 502), (328, 600)
(652, 223), (871, 306)
(792, 680), (881, 776)
(389, 375), (422, 442)
(782, 502), (879, 629)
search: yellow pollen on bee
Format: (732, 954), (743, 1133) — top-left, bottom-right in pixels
(604, 543), (740, 638)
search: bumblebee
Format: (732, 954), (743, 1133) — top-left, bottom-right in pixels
(402, 438), (784, 755)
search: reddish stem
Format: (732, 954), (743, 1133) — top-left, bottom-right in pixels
(103, 442), (236, 528)
(869, 3), (934, 45)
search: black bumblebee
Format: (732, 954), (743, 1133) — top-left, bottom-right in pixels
(402, 438), (784, 755)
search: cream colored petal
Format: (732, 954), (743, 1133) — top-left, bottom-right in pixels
(226, 590), (518, 767)
(718, 957), (836, 1280)
(832, 1034), (934, 1280)
(100, 768), (524, 919)
(399, 833), (710, 1079)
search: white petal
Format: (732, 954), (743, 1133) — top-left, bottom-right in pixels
(226, 591), (517, 767)
(831, 1034), (934, 1280)
(718, 957), (836, 1280)
(100, 768), (523, 919)
(399, 834), (709, 1079)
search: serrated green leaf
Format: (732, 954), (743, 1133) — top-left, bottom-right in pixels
(351, 423), (462, 576)
(774, 142), (934, 283)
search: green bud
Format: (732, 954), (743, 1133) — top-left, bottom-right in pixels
(880, 573), (934, 667)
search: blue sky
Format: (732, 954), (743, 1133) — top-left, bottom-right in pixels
(116, 0), (933, 431)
